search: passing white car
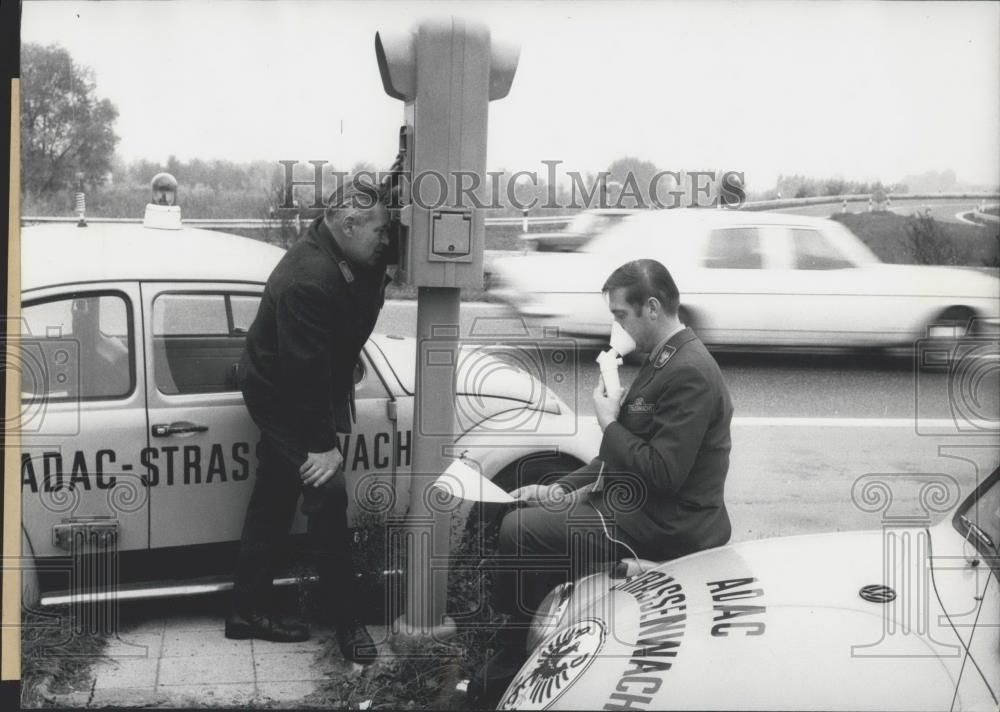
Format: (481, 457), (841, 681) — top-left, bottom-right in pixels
(492, 209), (1000, 350)
(501, 467), (999, 711)
(18, 206), (596, 607)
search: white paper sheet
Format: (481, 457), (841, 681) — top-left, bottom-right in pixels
(432, 458), (515, 503)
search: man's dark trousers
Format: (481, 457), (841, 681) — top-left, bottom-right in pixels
(232, 435), (360, 622)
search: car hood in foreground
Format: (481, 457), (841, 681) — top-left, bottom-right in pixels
(501, 529), (980, 711)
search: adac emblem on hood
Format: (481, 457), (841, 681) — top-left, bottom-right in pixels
(498, 619), (606, 710)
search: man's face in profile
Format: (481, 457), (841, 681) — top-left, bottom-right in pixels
(343, 203), (390, 267)
(607, 287), (650, 352)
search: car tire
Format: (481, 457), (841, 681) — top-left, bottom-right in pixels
(461, 452), (586, 551)
(918, 306), (977, 372)
(491, 451), (587, 493)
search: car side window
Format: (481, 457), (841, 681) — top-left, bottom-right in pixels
(230, 295), (260, 334)
(704, 227), (763, 269)
(791, 229), (853, 270)
(152, 293), (260, 395)
(21, 293), (133, 400)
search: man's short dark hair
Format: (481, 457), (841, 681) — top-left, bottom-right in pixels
(602, 259), (680, 316)
(325, 176), (385, 223)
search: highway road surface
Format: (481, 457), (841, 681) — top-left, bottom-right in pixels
(374, 300), (1000, 542)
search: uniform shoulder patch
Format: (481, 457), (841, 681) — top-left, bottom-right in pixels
(654, 344), (676, 369)
(338, 260), (355, 284)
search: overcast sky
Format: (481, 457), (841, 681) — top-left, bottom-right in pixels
(20, 0), (1000, 191)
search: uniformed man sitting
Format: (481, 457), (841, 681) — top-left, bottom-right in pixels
(226, 175), (394, 665)
(471, 258), (734, 703)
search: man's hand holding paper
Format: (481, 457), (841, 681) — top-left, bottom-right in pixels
(508, 483), (573, 506)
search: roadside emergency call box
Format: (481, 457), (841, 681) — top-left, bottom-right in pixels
(376, 17), (519, 288)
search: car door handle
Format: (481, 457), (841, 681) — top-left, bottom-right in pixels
(151, 421), (209, 437)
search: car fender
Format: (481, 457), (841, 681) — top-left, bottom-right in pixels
(453, 411), (600, 484)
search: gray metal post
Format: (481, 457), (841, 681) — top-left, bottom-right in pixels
(394, 286), (459, 642)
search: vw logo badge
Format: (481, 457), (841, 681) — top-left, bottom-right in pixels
(859, 584), (897, 603)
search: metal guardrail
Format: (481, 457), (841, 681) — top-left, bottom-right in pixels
(19, 214), (575, 229)
(21, 192), (1000, 230)
(740, 192), (1000, 212)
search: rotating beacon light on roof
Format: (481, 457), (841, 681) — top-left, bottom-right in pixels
(144, 172), (182, 230)
(375, 17), (519, 288)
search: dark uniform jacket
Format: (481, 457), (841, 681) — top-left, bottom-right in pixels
(238, 217), (388, 457)
(557, 328), (733, 561)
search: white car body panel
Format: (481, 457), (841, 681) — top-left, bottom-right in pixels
(491, 210), (1000, 348)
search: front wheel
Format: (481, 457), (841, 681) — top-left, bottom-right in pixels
(462, 452), (585, 550)
(918, 306), (977, 371)
(492, 452), (586, 493)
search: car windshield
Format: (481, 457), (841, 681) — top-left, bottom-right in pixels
(825, 221), (880, 265)
(566, 212), (597, 234)
(567, 212), (629, 236)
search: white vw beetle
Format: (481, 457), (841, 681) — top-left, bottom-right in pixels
(492, 209), (1000, 351)
(500, 468), (999, 711)
(18, 205), (596, 607)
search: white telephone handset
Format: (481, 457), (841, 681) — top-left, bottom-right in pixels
(596, 321), (636, 398)
(596, 349), (623, 395)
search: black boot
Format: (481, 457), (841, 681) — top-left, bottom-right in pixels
(225, 611), (310, 642)
(468, 623), (529, 707)
(334, 619), (379, 665)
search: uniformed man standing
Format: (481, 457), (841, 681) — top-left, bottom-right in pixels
(226, 176), (393, 665)
(471, 258), (733, 702)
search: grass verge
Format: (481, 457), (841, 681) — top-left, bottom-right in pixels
(20, 606), (107, 707)
(832, 211), (999, 267)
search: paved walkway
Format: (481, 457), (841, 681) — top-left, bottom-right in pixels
(44, 597), (390, 708)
